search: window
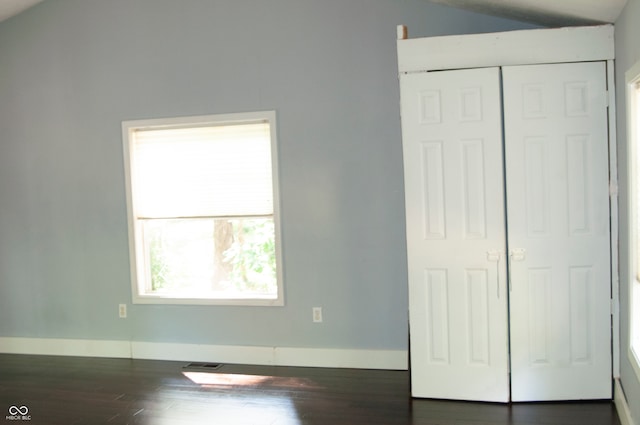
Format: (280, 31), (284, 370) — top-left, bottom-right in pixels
(122, 111), (283, 306)
(627, 60), (640, 378)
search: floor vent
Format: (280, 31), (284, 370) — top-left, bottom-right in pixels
(183, 362), (223, 370)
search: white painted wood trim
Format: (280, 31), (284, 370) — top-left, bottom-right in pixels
(0, 337), (132, 358)
(0, 338), (408, 370)
(131, 342), (275, 365)
(625, 59), (640, 385)
(614, 379), (636, 425)
(397, 24), (614, 73)
(273, 347), (406, 370)
(609, 59), (621, 380)
(121, 110), (284, 307)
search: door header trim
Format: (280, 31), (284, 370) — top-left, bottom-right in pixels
(397, 24), (614, 73)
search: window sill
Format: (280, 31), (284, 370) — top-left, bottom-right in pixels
(132, 293), (284, 307)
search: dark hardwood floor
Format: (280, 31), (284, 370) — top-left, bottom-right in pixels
(0, 353), (621, 425)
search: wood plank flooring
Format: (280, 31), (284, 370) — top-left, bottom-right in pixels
(0, 354), (621, 425)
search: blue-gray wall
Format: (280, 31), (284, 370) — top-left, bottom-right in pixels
(615, 0), (640, 420)
(0, 0), (534, 352)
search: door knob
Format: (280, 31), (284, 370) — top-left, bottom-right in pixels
(509, 248), (526, 261)
(508, 248), (526, 293)
(486, 249), (504, 298)
(486, 249), (503, 262)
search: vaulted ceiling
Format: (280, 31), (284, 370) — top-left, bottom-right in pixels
(0, 0), (630, 27)
(427, 0), (628, 26)
(0, 0), (42, 23)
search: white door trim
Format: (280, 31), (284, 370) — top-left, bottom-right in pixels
(397, 24), (614, 73)
(608, 59), (621, 379)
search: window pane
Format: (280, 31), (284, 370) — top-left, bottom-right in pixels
(637, 85), (640, 278)
(636, 85), (640, 349)
(143, 217), (277, 298)
(634, 283), (640, 348)
(123, 112), (282, 305)
(633, 80), (640, 371)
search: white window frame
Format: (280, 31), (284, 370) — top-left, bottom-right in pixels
(626, 59), (640, 380)
(122, 111), (284, 306)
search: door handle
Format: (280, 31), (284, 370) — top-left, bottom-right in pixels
(509, 248), (526, 261)
(486, 249), (502, 262)
(508, 248), (526, 292)
(486, 249), (504, 298)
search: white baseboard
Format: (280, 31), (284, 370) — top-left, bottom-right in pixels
(0, 337), (408, 370)
(0, 337), (132, 358)
(615, 378), (636, 425)
(273, 346), (406, 369)
(131, 341), (275, 365)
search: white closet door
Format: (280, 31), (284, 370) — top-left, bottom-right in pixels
(400, 67), (509, 402)
(503, 62), (612, 401)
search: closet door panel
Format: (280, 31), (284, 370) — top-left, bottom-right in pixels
(503, 62), (611, 402)
(400, 67), (509, 402)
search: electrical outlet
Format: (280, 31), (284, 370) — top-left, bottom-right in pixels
(119, 304), (127, 319)
(312, 307), (323, 323)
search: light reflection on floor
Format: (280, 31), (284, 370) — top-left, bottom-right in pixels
(154, 371), (318, 424)
(182, 371), (321, 389)
(149, 396), (302, 425)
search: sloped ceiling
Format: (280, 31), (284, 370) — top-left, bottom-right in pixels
(0, 0), (629, 27)
(428, 0), (628, 26)
(0, 0), (42, 23)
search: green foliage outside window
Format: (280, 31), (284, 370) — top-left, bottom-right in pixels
(146, 218), (276, 296)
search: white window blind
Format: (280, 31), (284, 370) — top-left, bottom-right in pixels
(131, 121), (273, 219)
